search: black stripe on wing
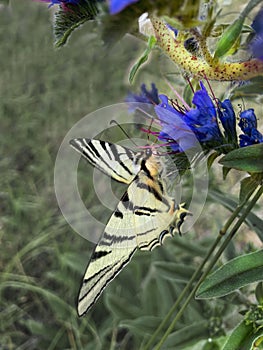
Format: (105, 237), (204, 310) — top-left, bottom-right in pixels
(78, 247), (136, 316)
(70, 139), (136, 183)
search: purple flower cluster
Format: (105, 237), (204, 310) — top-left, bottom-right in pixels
(128, 82), (263, 152)
(156, 82), (237, 152)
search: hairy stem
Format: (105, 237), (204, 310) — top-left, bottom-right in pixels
(151, 17), (263, 81)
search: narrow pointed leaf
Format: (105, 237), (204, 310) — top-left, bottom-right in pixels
(196, 250), (263, 298)
(165, 321), (210, 349)
(219, 144), (263, 173)
(222, 320), (263, 350)
(129, 35), (156, 83)
(255, 282), (263, 304)
(153, 261), (195, 281)
(120, 316), (163, 337)
(207, 151), (220, 170)
(239, 176), (260, 203)
(105, 293), (141, 319)
(214, 18), (244, 58)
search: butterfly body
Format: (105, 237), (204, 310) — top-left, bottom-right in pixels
(70, 139), (188, 316)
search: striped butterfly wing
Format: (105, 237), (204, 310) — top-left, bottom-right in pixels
(70, 138), (139, 184)
(70, 139), (188, 316)
(129, 162), (187, 251)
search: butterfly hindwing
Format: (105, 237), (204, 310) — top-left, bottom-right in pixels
(78, 244), (136, 316)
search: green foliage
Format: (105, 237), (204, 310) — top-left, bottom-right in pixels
(219, 144), (263, 173)
(214, 0), (263, 58)
(129, 35), (156, 83)
(214, 18), (244, 59)
(239, 175), (261, 203)
(208, 190), (263, 242)
(222, 319), (263, 350)
(196, 250), (263, 298)
(1, 1), (263, 350)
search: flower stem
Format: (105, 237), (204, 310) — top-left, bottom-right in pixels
(153, 185), (263, 350)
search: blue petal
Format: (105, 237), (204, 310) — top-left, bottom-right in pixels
(109, 0), (139, 14)
(238, 109), (257, 135)
(192, 81), (216, 119)
(155, 100), (198, 152)
(239, 129), (263, 147)
(126, 83), (159, 112)
(239, 134), (254, 147)
(218, 99), (237, 141)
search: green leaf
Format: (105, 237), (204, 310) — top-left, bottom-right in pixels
(165, 321), (210, 349)
(219, 144), (263, 173)
(214, 18), (244, 58)
(209, 190), (263, 242)
(105, 293), (141, 320)
(222, 166), (231, 180)
(0, 280), (75, 319)
(207, 151), (220, 170)
(239, 175), (260, 204)
(153, 261), (195, 281)
(129, 35), (156, 83)
(0, 0), (9, 5)
(120, 316), (163, 337)
(255, 282), (263, 304)
(196, 250), (263, 299)
(222, 320), (263, 350)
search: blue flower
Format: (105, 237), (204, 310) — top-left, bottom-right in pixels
(126, 83), (159, 112)
(156, 95), (197, 152)
(36, 0), (79, 7)
(249, 8), (263, 60)
(155, 82), (233, 152)
(109, 0), (139, 14)
(218, 99), (237, 144)
(238, 109), (263, 147)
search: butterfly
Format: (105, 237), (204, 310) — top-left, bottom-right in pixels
(70, 138), (189, 316)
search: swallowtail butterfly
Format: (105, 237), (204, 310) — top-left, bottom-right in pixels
(70, 139), (188, 316)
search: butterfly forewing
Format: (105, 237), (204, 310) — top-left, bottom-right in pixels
(70, 139), (188, 316)
(70, 139), (138, 184)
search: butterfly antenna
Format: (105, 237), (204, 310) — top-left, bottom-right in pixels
(110, 119), (138, 146)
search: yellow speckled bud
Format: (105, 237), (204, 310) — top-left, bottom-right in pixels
(151, 17), (263, 81)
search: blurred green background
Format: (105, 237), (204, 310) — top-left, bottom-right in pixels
(0, 1), (143, 348)
(1, 1), (262, 350)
